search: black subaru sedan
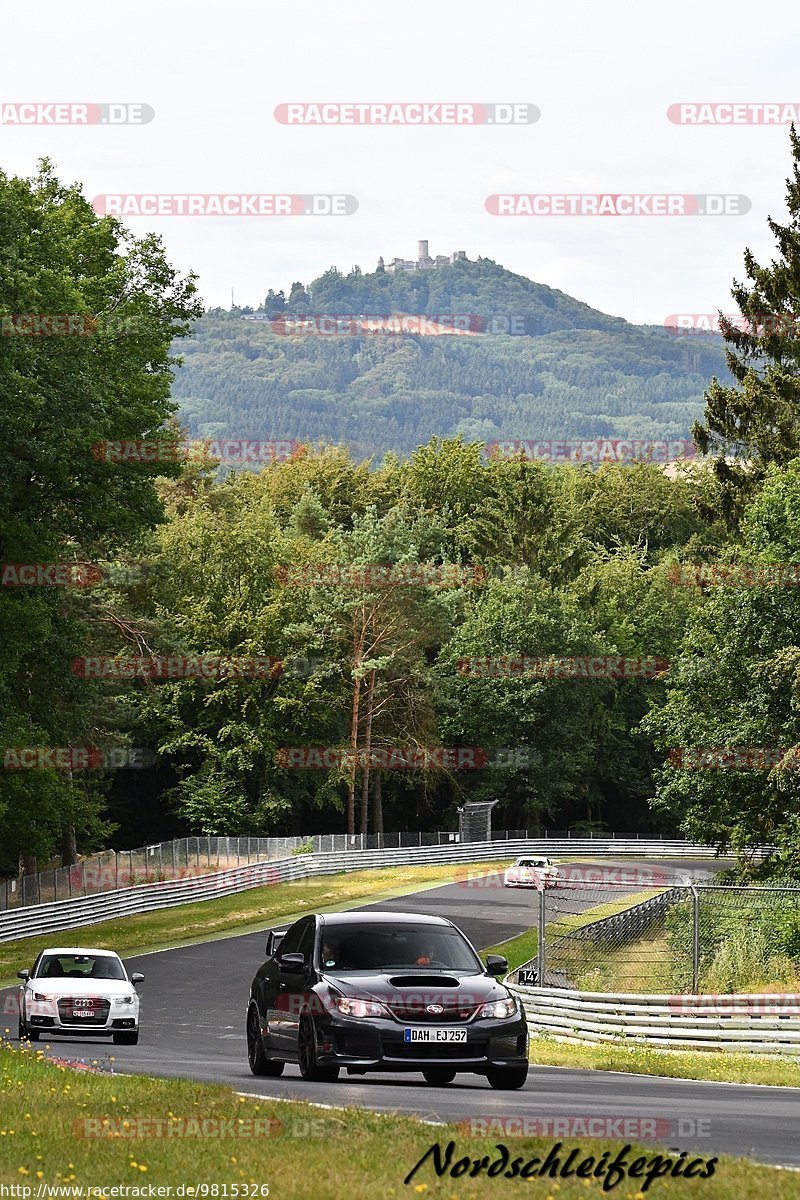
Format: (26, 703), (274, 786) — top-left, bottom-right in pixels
(246, 911), (528, 1089)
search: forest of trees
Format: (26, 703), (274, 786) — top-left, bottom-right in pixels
(3, 130), (800, 881)
(175, 258), (729, 460)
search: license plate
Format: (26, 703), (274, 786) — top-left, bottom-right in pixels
(403, 1027), (467, 1043)
(72, 1010), (95, 1019)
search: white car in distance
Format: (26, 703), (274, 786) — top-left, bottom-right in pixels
(503, 856), (559, 889)
(17, 947), (144, 1045)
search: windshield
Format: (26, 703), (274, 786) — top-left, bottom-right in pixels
(318, 924), (482, 973)
(35, 954), (126, 981)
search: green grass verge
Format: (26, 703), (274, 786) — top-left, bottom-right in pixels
(529, 1033), (800, 1087)
(0, 862), (518, 985)
(484, 927), (539, 972)
(0, 1041), (793, 1198)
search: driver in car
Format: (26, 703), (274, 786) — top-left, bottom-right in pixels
(414, 941), (437, 966)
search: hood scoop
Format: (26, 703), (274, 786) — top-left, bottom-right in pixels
(388, 975), (460, 988)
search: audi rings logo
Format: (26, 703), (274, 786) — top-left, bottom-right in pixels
(426, 1004), (444, 1014)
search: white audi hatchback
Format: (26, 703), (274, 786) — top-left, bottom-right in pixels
(17, 947), (143, 1045)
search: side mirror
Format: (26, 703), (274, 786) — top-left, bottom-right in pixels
(485, 955), (508, 977)
(17, 970), (29, 981)
(131, 972), (145, 985)
(277, 952), (306, 974)
(266, 930), (286, 958)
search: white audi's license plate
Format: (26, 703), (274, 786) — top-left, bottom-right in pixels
(403, 1027), (467, 1043)
(72, 1010), (95, 1018)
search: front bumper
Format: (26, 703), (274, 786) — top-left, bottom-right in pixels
(24, 998), (139, 1036)
(504, 876), (558, 888)
(312, 1013), (529, 1073)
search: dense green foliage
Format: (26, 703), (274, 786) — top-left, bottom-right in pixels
(75, 442), (726, 846)
(0, 161), (202, 874)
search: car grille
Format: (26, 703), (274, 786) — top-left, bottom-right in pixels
(386, 1003), (479, 1024)
(57, 997), (110, 1026)
(382, 1039), (488, 1061)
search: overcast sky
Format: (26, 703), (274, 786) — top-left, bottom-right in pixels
(2, 1), (799, 325)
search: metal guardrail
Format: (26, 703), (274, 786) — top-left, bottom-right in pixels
(1, 830), (731, 911)
(510, 984), (800, 1054)
(0, 838), (722, 944)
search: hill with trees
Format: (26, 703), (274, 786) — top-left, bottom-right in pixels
(172, 258), (728, 459)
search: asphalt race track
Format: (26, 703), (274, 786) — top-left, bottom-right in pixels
(5, 858), (800, 1169)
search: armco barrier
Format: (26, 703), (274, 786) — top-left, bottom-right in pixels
(1, 831), (734, 910)
(510, 984), (800, 1054)
(0, 839), (723, 944)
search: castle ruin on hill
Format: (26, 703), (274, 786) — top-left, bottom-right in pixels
(379, 240), (468, 274)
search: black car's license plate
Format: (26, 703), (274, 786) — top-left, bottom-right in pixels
(403, 1027), (467, 1043)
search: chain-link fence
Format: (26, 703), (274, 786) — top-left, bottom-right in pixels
(512, 878), (800, 994)
(0, 829), (693, 913)
(0, 830), (464, 910)
(0, 837), (276, 910)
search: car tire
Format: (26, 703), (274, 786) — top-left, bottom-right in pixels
(298, 1016), (339, 1083)
(246, 1004), (283, 1076)
(422, 1067), (456, 1085)
(113, 1031), (139, 1046)
(486, 1063), (529, 1090)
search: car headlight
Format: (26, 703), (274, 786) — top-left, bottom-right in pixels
(477, 997), (518, 1019)
(116, 995), (135, 1005)
(333, 997), (386, 1018)
(32, 992), (50, 1002)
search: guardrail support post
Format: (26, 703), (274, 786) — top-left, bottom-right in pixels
(690, 885), (700, 993)
(537, 885), (546, 986)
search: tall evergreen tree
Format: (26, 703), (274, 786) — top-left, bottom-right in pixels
(695, 127), (800, 523)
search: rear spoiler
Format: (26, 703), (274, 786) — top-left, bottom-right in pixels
(265, 929), (287, 959)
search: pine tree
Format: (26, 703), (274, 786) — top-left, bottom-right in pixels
(694, 127), (800, 523)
